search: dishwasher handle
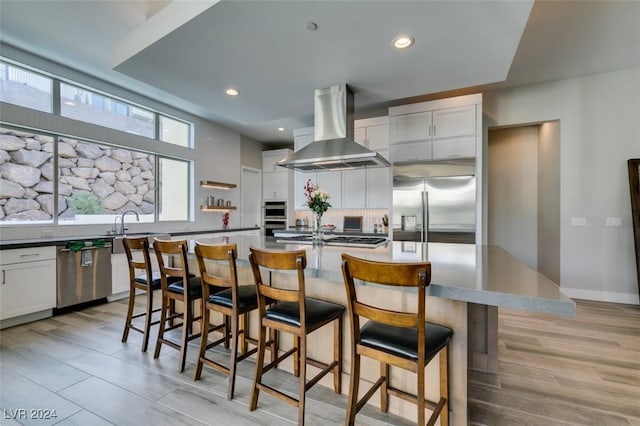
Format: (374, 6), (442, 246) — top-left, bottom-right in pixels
(58, 244), (112, 253)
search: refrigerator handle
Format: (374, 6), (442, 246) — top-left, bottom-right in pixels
(422, 191), (429, 243)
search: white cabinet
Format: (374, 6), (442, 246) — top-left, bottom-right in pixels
(389, 94), (481, 162)
(317, 172), (342, 209)
(341, 169), (366, 208)
(0, 246), (56, 321)
(390, 140), (432, 163)
(111, 253), (129, 296)
(390, 112), (432, 144)
(354, 116), (389, 151)
(262, 148), (293, 201)
(263, 171), (290, 200)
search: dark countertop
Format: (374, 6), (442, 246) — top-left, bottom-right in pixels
(281, 228), (388, 237)
(0, 227), (259, 250)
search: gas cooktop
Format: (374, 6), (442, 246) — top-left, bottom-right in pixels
(275, 235), (388, 248)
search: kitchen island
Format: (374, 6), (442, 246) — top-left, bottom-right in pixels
(186, 234), (574, 425)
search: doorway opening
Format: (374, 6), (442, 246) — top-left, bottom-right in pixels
(488, 121), (560, 284)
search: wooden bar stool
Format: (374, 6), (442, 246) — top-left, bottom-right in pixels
(153, 239), (203, 373)
(248, 246), (344, 426)
(121, 236), (165, 352)
(193, 242), (276, 400)
(341, 253), (453, 426)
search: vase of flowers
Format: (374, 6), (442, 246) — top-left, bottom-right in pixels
(304, 179), (331, 245)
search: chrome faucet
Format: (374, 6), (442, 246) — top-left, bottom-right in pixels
(117, 209), (140, 235)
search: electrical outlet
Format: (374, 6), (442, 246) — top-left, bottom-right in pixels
(570, 217), (587, 226)
(605, 217), (622, 227)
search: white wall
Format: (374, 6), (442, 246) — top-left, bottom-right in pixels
(484, 67), (640, 304)
(488, 126), (539, 271)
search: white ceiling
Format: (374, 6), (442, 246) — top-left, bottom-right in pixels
(1, 0), (639, 145)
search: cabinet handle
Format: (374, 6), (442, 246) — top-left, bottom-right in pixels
(429, 126), (432, 137)
(19, 253), (40, 258)
(2, 269), (5, 285)
(433, 125), (436, 137)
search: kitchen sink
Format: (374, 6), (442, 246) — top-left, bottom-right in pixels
(109, 233), (172, 254)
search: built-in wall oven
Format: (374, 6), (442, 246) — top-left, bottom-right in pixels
(264, 220), (287, 236)
(263, 201), (288, 236)
(264, 201), (287, 219)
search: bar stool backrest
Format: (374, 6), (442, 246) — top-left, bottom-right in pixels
(248, 246), (307, 317)
(194, 242), (238, 296)
(152, 239), (191, 289)
(341, 253), (431, 351)
(122, 237), (153, 283)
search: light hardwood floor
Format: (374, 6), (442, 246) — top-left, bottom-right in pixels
(1, 298), (639, 425)
(469, 299), (640, 426)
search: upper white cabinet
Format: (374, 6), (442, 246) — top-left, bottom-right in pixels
(262, 148), (293, 201)
(354, 116), (389, 151)
(389, 94), (482, 162)
(366, 150), (392, 208)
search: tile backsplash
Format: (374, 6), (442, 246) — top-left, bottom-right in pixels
(294, 209), (388, 233)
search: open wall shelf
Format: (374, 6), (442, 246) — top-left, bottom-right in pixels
(200, 206), (237, 211)
(200, 181), (237, 189)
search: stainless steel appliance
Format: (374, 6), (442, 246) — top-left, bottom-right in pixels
(264, 201), (287, 219)
(392, 160), (476, 243)
(56, 242), (112, 308)
(276, 235), (387, 248)
(264, 220), (287, 237)
(277, 84), (390, 171)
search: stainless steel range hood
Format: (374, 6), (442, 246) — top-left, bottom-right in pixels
(278, 84), (391, 171)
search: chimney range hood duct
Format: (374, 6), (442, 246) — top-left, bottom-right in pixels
(277, 84), (391, 171)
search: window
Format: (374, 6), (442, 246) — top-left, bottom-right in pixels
(160, 115), (192, 148)
(0, 61), (52, 113)
(60, 83), (155, 138)
(0, 127), (55, 223)
(158, 157), (190, 221)
(56, 137), (156, 225)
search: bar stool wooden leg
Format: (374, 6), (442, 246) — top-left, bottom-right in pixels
(193, 299), (210, 380)
(154, 295), (168, 359)
(380, 363), (389, 412)
(270, 328), (278, 364)
(249, 322), (267, 411)
(122, 288), (136, 343)
(178, 298), (191, 373)
(345, 350), (360, 426)
(334, 317), (342, 394)
(141, 286), (154, 352)
(228, 311), (240, 400)
(293, 335), (300, 377)
(298, 333), (307, 426)
(418, 363), (425, 426)
(241, 312), (249, 354)
(440, 345), (449, 426)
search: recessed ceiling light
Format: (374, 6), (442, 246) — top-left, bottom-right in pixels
(277, 127), (285, 132)
(392, 35), (415, 49)
(225, 88), (239, 96)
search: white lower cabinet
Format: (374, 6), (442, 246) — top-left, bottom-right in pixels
(111, 252), (130, 295)
(0, 246), (56, 321)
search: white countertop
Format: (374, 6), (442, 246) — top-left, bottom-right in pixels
(190, 235), (576, 317)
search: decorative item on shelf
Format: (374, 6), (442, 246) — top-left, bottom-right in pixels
(382, 214), (389, 233)
(304, 179), (331, 245)
(222, 211), (229, 230)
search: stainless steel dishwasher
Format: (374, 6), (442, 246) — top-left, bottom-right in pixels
(56, 242), (112, 308)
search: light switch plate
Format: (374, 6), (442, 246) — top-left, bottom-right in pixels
(571, 217), (587, 226)
(605, 217), (622, 227)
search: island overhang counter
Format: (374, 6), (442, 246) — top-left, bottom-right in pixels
(183, 235), (575, 425)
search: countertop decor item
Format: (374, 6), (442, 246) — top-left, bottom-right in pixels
(304, 179), (331, 245)
(222, 211), (229, 229)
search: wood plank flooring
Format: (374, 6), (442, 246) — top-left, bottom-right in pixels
(469, 299), (640, 426)
(0, 297), (413, 426)
(1, 298), (639, 425)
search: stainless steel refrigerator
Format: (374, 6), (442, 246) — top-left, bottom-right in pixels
(392, 160), (476, 243)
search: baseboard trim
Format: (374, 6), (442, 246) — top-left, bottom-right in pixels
(561, 288), (639, 305)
